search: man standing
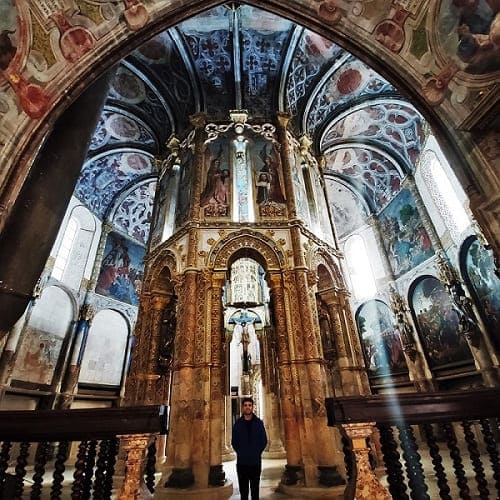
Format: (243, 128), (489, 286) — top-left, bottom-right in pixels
(231, 397), (268, 499)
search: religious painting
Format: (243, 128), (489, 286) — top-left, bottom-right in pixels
(0, 0), (17, 71)
(379, 188), (434, 278)
(461, 236), (500, 350)
(290, 148), (309, 225)
(10, 286), (73, 387)
(95, 231), (145, 306)
(437, 0), (500, 75)
(200, 139), (231, 217)
(175, 148), (194, 226)
(410, 276), (473, 369)
(356, 300), (407, 378)
(149, 172), (169, 250)
(251, 137), (286, 218)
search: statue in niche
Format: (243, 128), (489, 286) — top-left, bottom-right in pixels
(317, 298), (336, 364)
(240, 322), (252, 373)
(200, 147), (230, 216)
(257, 144), (285, 205)
(158, 295), (177, 374)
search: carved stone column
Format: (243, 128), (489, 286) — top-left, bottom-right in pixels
(268, 273), (302, 474)
(118, 433), (155, 500)
(341, 423), (391, 500)
(208, 272), (226, 486)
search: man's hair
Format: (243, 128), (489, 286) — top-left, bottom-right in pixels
(242, 397), (254, 405)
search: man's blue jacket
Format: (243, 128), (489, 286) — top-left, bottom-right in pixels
(231, 414), (268, 466)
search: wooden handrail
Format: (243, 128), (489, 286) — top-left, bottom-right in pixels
(0, 405), (162, 442)
(326, 389), (500, 426)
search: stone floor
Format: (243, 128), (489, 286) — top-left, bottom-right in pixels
(226, 458), (287, 499)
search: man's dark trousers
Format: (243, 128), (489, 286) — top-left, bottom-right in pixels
(236, 463), (262, 499)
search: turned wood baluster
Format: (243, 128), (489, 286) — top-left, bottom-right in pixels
(103, 437), (119, 499)
(0, 441), (12, 495)
(93, 439), (108, 500)
(31, 441), (50, 499)
(461, 419), (489, 499)
(72, 440), (89, 499)
(397, 424), (430, 500)
(51, 441), (69, 500)
(14, 441), (31, 499)
(82, 440), (97, 499)
(379, 424), (409, 500)
(479, 417), (500, 493)
(442, 422), (471, 499)
(145, 439), (157, 493)
(341, 434), (354, 482)
(422, 423), (451, 500)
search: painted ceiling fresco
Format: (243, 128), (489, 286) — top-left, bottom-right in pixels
(325, 179), (368, 239)
(111, 180), (157, 245)
(324, 147), (403, 213)
(40, 2), (493, 244)
(75, 152), (153, 219)
(321, 102), (426, 170)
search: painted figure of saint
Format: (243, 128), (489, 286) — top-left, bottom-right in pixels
(200, 149), (230, 215)
(257, 145), (285, 204)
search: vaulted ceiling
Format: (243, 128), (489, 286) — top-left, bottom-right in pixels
(75, 4), (428, 245)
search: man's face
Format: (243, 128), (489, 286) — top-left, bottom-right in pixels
(242, 401), (253, 416)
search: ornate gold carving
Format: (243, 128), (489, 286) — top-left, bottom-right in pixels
(209, 229), (285, 270)
(207, 237), (216, 246)
(342, 424), (391, 500)
(259, 202), (286, 217)
(118, 434), (155, 500)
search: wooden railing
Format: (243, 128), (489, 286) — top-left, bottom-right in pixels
(0, 406), (161, 499)
(326, 389), (500, 500)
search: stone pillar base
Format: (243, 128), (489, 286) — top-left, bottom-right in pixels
(221, 451), (235, 462)
(263, 450), (286, 459)
(154, 482), (233, 499)
(278, 483), (345, 498)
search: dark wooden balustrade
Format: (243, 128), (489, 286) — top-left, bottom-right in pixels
(326, 389), (500, 500)
(0, 406), (161, 499)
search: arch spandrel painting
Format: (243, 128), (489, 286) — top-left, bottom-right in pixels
(356, 299), (408, 378)
(437, 0), (500, 75)
(411, 276), (473, 369)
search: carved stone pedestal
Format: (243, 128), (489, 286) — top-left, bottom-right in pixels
(278, 483), (345, 498)
(154, 482), (233, 499)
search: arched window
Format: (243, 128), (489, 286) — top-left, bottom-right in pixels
(421, 150), (470, 240)
(52, 218), (78, 281)
(344, 234), (377, 300)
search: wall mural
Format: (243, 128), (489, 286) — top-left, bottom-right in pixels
(356, 299), (407, 378)
(290, 147), (310, 225)
(411, 276), (473, 369)
(438, 0), (500, 75)
(10, 286), (73, 387)
(379, 188), (434, 277)
(150, 171), (169, 250)
(96, 231), (145, 306)
(112, 180), (156, 245)
(462, 236), (500, 350)
(201, 139), (231, 217)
